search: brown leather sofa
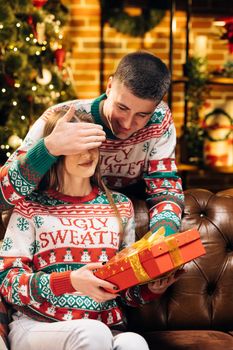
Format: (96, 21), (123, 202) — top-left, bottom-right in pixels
(1, 188), (233, 349)
(127, 188), (233, 350)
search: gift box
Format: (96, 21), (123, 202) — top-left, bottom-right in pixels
(94, 227), (206, 293)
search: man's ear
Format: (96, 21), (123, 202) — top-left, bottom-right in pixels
(106, 76), (113, 97)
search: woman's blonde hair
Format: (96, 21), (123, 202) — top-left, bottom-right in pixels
(40, 108), (123, 240)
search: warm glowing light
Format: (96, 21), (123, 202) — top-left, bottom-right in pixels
(49, 84), (54, 89)
(12, 101), (17, 106)
(21, 115), (26, 120)
(32, 86), (37, 91)
(16, 23), (21, 28)
(35, 51), (41, 55)
(1, 88), (6, 93)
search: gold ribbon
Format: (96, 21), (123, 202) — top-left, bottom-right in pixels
(105, 227), (183, 284)
(128, 253), (150, 283)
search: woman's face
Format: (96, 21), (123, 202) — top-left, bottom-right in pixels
(63, 148), (99, 179)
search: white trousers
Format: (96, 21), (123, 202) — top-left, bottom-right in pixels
(9, 314), (149, 350)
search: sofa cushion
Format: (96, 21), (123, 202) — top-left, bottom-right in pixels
(143, 330), (233, 350)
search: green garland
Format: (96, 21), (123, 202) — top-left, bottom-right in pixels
(101, 1), (165, 37)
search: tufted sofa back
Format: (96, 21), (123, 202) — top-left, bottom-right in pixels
(127, 188), (233, 332)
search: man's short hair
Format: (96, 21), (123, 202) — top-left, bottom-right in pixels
(113, 51), (171, 103)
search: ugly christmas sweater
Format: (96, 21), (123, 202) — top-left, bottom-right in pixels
(0, 187), (158, 326)
(0, 94), (184, 235)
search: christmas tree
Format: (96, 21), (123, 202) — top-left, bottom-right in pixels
(0, 0), (76, 162)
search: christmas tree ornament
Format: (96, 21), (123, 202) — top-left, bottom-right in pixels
(4, 74), (15, 87)
(54, 47), (66, 70)
(8, 135), (22, 149)
(36, 22), (46, 44)
(36, 68), (52, 85)
(32, 0), (48, 8)
(27, 16), (38, 39)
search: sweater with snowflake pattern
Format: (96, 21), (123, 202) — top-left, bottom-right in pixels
(0, 187), (158, 326)
(0, 94), (184, 236)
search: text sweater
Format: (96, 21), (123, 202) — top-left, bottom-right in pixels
(0, 94), (184, 235)
(0, 187), (158, 326)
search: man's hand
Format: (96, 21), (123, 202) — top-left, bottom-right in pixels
(44, 105), (106, 156)
(70, 263), (119, 303)
(147, 268), (186, 295)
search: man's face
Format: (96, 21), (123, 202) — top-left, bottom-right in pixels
(102, 78), (157, 140)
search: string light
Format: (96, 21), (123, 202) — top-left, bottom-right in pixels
(1, 88), (6, 93)
(13, 47), (18, 52)
(42, 46), (46, 51)
(12, 101), (17, 106)
(0, 24), (3, 29)
(32, 86), (37, 91)
(14, 83), (20, 88)
(35, 51), (41, 55)
(21, 115), (26, 120)
(26, 37), (30, 41)
(49, 84), (54, 90)
(16, 23), (21, 28)
(6, 152), (11, 158)
(1, 145), (5, 149)
(33, 38), (37, 43)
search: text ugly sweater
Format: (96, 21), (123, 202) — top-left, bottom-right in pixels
(0, 187), (158, 326)
(0, 94), (184, 235)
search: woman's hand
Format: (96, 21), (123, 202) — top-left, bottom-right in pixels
(70, 262), (118, 303)
(147, 268), (186, 294)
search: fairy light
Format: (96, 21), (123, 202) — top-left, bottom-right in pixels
(6, 152), (11, 158)
(42, 46), (46, 51)
(29, 34), (33, 38)
(26, 37), (30, 41)
(33, 38), (37, 43)
(12, 101), (17, 106)
(13, 47), (18, 52)
(16, 23), (21, 28)
(14, 83), (20, 88)
(58, 34), (63, 40)
(1, 88), (6, 93)
(43, 41), (47, 45)
(1, 145), (5, 149)
(49, 84), (54, 90)
(35, 51), (41, 55)
(32, 86), (37, 91)
(5, 145), (10, 150)
(21, 115), (26, 120)
(0, 24), (3, 29)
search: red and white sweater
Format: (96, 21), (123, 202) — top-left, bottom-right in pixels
(0, 187), (158, 327)
(0, 94), (184, 235)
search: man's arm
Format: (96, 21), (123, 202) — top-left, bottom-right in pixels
(0, 105), (106, 211)
(144, 118), (184, 236)
(0, 116), (54, 210)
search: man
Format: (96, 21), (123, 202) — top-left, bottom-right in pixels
(0, 51), (184, 236)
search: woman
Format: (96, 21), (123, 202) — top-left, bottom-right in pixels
(0, 106), (177, 350)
